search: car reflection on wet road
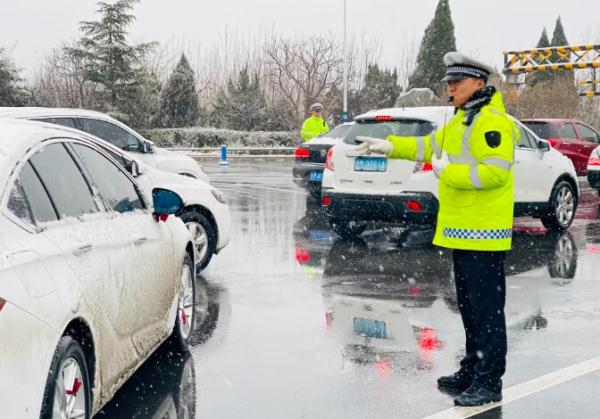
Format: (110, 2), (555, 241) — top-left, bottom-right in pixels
(97, 161), (600, 419)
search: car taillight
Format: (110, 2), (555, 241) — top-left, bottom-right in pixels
(413, 162), (433, 173)
(325, 148), (334, 171)
(322, 195), (331, 207)
(547, 139), (559, 147)
(589, 157), (600, 167)
(295, 247), (311, 264)
(295, 147), (310, 159)
(375, 115), (392, 122)
(406, 200), (423, 212)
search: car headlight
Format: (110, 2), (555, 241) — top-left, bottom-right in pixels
(211, 189), (227, 204)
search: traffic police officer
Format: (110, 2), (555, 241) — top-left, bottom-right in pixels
(300, 102), (330, 141)
(356, 52), (518, 406)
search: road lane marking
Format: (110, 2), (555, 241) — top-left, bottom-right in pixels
(423, 356), (600, 419)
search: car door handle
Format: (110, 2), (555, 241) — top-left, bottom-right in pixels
(134, 237), (147, 246)
(73, 244), (93, 256)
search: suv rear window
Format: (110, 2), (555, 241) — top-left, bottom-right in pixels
(344, 119), (434, 145)
(522, 122), (556, 139)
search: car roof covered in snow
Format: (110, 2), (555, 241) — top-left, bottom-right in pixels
(0, 106), (115, 121)
(355, 106), (455, 128)
(0, 119), (91, 185)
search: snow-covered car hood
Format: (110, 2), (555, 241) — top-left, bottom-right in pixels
(143, 147), (209, 183)
(136, 162), (214, 206)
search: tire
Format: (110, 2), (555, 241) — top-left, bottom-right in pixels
(172, 253), (196, 352)
(541, 181), (577, 231)
(180, 209), (216, 272)
(329, 218), (366, 239)
(40, 336), (92, 419)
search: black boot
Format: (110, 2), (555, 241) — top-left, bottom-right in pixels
(454, 384), (502, 406)
(437, 369), (472, 392)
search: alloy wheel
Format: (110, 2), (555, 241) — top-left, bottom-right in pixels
(555, 186), (575, 227)
(178, 263), (195, 341)
(185, 221), (209, 263)
(52, 358), (86, 419)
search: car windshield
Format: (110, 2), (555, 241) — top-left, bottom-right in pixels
(522, 122), (556, 139)
(321, 124), (352, 139)
(344, 119), (435, 144)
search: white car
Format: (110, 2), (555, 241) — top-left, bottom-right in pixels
(322, 106), (579, 236)
(587, 145), (600, 194)
(54, 125), (231, 271)
(0, 107), (209, 183)
(0, 119), (197, 418)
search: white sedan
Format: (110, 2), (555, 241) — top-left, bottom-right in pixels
(0, 120), (197, 418)
(322, 106), (579, 237)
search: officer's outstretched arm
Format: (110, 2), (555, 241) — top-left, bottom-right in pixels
(440, 122), (515, 191)
(386, 134), (435, 162)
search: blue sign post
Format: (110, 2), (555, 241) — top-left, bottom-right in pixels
(219, 144), (229, 165)
(342, 111), (350, 122)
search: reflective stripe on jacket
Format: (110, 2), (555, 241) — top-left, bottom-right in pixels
(386, 91), (518, 251)
(300, 116), (329, 141)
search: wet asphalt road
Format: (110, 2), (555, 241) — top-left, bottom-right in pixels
(97, 160), (600, 419)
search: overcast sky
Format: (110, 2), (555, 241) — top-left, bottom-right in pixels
(2, 0), (599, 78)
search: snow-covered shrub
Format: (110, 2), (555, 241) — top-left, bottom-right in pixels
(142, 127), (298, 148)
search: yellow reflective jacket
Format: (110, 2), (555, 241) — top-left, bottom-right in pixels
(386, 92), (518, 251)
(300, 116), (329, 141)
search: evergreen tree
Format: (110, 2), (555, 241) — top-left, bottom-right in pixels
(537, 27), (551, 48)
(527, 28), (552, 86)
(0, 48), (30, 106)
(550, 17), (573, 83)
(211, 67), (272, 131)
(407, 0), (456, 92)
(158, 54), (200, 127)
(66, 0), (156, 122)
(551, 16), (569, 47)
(358, 64), (401, 113)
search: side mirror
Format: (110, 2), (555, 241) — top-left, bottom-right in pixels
(142, 140), (154, 153)
(125, 159), (145, 177)
(130, 160), (140, 177)
(152, 188), (184, 219)
(538, 140), (550, 152)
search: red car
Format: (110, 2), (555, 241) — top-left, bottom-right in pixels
(521, 118), (600, 175)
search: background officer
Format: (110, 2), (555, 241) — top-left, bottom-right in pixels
(355, 52), (518, 407)
(300, 102), (329, 141)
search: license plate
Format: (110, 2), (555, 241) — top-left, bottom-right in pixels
(308, 171), (324, 182)
(353, 318), (387, 339)
(354, 157), (387, 172)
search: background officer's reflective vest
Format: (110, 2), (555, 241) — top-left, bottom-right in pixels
(386, 92), (518, 251)
(300, 116), (329, 141)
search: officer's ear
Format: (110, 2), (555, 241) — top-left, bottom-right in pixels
(475, 79), (486, 90)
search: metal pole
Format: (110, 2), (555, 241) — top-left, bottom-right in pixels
(342, 0), (349, 121)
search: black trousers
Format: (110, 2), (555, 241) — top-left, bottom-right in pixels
(453, 249), (507, 390)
